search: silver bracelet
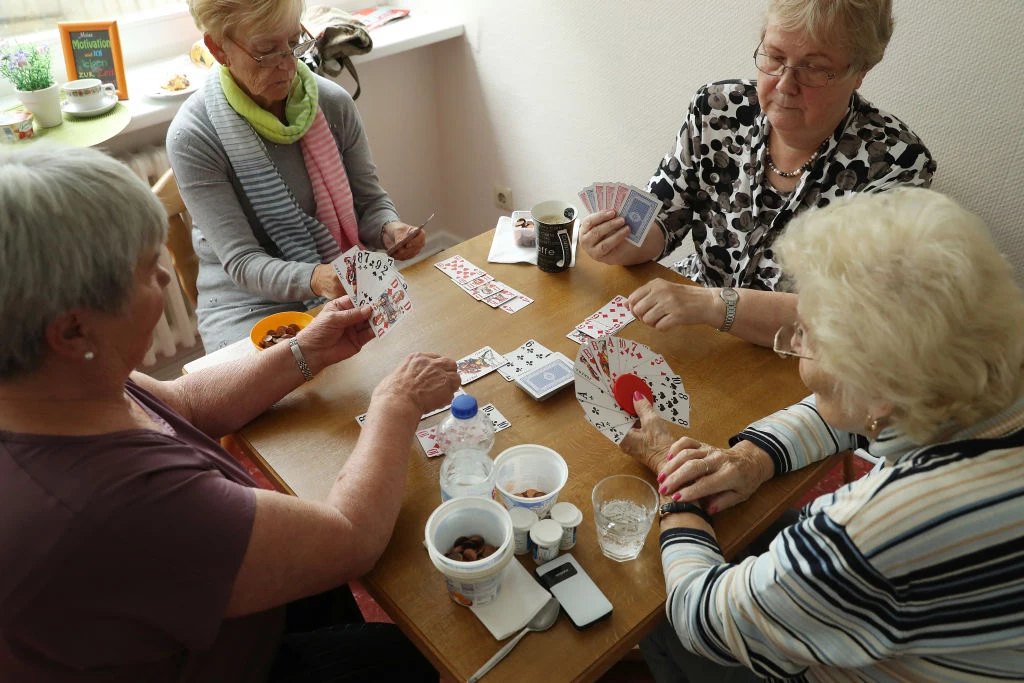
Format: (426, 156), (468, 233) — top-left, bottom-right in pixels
(289, 338), (315, 382)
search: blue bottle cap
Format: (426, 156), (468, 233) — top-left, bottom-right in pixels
(450, 394), (478, 419)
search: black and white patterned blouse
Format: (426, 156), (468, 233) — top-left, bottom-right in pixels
(649, 80), (936, 290)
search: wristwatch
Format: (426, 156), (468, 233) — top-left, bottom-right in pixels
(659, 500), (713, 525)
(717, 287), (738, 332)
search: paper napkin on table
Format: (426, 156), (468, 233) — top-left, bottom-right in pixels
(470, 559), (552, 639)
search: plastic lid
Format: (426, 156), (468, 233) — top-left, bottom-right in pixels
(451, 394), (479, 419)
(550, 502), (583, 527)
(529, 519), (562, 546)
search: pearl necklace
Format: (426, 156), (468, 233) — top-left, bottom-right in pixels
(766, 141), (826, 178)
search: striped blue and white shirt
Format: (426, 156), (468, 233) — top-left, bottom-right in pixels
(660, 395), (1024, 681)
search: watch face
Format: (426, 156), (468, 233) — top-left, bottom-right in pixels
(721, 287), (739, 303)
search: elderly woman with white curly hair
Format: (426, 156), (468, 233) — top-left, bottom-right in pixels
(0, 145), (456, 681)
(168, 0), (426, 351)
(621, 187), (1024, 681)
(585, 0), (937, 348)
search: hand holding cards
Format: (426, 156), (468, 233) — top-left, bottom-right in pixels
(332, 246), (412, 339)
(578, 182), (659, 248)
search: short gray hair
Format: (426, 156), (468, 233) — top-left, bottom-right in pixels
(778, 188), (1024, 444)
(188, 0), (305, 43)
(0, 145), (167, 379)
(765, 0), (894, 74)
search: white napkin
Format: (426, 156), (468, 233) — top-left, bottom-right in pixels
(487, 216), (578, 267)
(469, 559), (552, 639)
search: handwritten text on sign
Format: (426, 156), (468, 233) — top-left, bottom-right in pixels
(69, 31), (117, 83)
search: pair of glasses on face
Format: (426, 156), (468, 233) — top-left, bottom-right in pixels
(229, 32), (317, 69)
(753, 42), (839, 88)
(773, 321), (815, 361)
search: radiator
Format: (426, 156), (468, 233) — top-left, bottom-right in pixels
(120, 145), (201, 366)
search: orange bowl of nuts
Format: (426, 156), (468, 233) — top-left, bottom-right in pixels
(250, 311), (314, 351)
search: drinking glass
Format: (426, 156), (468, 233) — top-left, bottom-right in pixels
(591, 474), (658, 562)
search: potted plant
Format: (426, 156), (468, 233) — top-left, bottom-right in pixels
(0, 40), (62, 128)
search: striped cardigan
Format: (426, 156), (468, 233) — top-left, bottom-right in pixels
(660, 395), (1024, 681)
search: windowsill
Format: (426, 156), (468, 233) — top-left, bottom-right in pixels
(2, 11), (463, 137)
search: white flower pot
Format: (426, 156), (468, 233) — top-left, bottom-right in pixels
(16, 83), (62, 128)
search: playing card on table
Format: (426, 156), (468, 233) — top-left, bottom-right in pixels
(515, 352), (575, 401)
(481, 284), (518, 308)
(497, 339), (553, 381)
(456, 346), (508, 384)
(499, 290), (534, 314)
(469, 280), (505, 301)
(578, 295), (635, 335)
(457, 273), (495, 295)
(416, 403), (511, 457)
(566, 328), (592, 344)
(435, 255), (488, 285)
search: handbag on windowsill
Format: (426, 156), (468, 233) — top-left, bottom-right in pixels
(301, 6), (373, 99)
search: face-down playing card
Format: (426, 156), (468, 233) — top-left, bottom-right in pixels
(514, 352), (574, 401)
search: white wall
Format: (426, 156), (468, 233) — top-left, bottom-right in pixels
(367, 0), (1024, 282)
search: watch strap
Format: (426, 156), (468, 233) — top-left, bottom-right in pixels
(717, 287), (737, 333)
(289, 338), (315, 382)
(659, 501), (713, 525)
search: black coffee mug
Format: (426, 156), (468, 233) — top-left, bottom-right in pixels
(531, 200), (575, 273)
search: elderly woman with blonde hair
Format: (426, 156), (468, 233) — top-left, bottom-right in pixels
(0, 145), (452, 680)
(585, 0), (937, 348)
(168, 0), (426, 351)
(622, 188), (1024, 681)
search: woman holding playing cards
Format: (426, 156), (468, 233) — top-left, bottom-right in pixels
(0, 146), (458, 681)
(620, 188), (1024, 682)
(167, 0), (426, 351)
(582, 0), (936, 347)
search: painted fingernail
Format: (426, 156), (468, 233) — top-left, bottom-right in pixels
(672, 492), (681, 501)
(634, 391), (644, 401)
(659, 485), (667, 494)
(707, 505), (716, 515)
(666, 452), (674, 461)
(657, 472), (666, 483)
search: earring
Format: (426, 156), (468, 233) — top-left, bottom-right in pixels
(84, 351), (95, 360)
(865, 414), (879, 432)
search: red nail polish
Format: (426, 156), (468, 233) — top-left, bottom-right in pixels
(672, 492), (681, 501)
(707, 505), (716, 515)
(657, 472), (666, 483)
(633, 391), (644, 401)
(666, 453), (674, 461)
(659, 485), (667, 494)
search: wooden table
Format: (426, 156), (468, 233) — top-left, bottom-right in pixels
(233, 231), (837, 682)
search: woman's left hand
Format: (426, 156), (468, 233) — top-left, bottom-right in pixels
(382, 221), (427, 261)
(296, 297), (375, 373)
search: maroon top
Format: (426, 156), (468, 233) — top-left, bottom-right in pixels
(0, 381), (284, 681)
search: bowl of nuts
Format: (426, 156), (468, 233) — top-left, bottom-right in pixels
(424, 496), (514, 607)
(250, 311), (314, 350)
(492, 444), (569, 519)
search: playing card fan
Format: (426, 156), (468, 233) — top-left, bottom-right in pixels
(574, 338), (689, 444)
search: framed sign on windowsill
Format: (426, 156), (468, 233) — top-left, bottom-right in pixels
(58, 21), (129, 100)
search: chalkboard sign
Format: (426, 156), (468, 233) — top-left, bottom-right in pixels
(58, 21), (129, 100)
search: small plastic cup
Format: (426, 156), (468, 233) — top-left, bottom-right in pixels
(493, 444), (569, 519)
(509, 506), (539, 556)
(550, 501), (584, 550)
(424, 497), (514, 607)
(529, 519), (562, 564)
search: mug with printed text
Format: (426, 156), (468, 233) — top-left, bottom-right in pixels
(531, 200), (575, 273)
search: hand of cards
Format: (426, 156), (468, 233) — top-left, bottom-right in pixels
(574, 337), (690, 444)
(332, 246), (412, 339)
(578, 182), (660, 247)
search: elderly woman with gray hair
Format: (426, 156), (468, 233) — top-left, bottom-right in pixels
(0, 146), (454, 680)
(584, 0), (937, 348)
(621, 188), (1024, 681)
(168, 0), (426, 351)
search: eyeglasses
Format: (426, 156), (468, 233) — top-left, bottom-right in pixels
(228, 33), (317, 69)
(773, 322), (815, 361)
(753, 43), (838, 88)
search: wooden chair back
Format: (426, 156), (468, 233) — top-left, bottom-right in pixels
(152, 168), (199, 307)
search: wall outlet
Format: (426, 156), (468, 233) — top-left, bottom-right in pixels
(493, 185), (514, 211)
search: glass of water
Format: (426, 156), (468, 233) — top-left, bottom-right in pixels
(591, 475), (658, 562)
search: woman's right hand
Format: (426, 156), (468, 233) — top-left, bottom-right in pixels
(311, 263), (347, 300)
(580, 209), (633, 264)
(373, 352), (460, 416)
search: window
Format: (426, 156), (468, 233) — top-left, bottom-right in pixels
(2, 1), (185, 38)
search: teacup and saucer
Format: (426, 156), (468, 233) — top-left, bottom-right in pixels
(62, 79), (118, 118)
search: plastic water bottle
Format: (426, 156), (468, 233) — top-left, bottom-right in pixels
(438, 394), (496, 501)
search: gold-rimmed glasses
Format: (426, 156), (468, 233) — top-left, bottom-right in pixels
(753, 43), (839, 88)
(773, 322), (815, 361)
(228, 32), (317, 69)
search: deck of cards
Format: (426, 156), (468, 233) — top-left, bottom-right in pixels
(514, 352), (575, 401)
(434, 255), (534, 314)
(333, 246), (412, 339)
(574, 337), (690, 444)
(578, 182), (660, 247)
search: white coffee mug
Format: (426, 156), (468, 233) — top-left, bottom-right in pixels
(63, 78), (116, 110)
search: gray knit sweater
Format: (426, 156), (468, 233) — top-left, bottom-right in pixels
(166, 75), (398, 350)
